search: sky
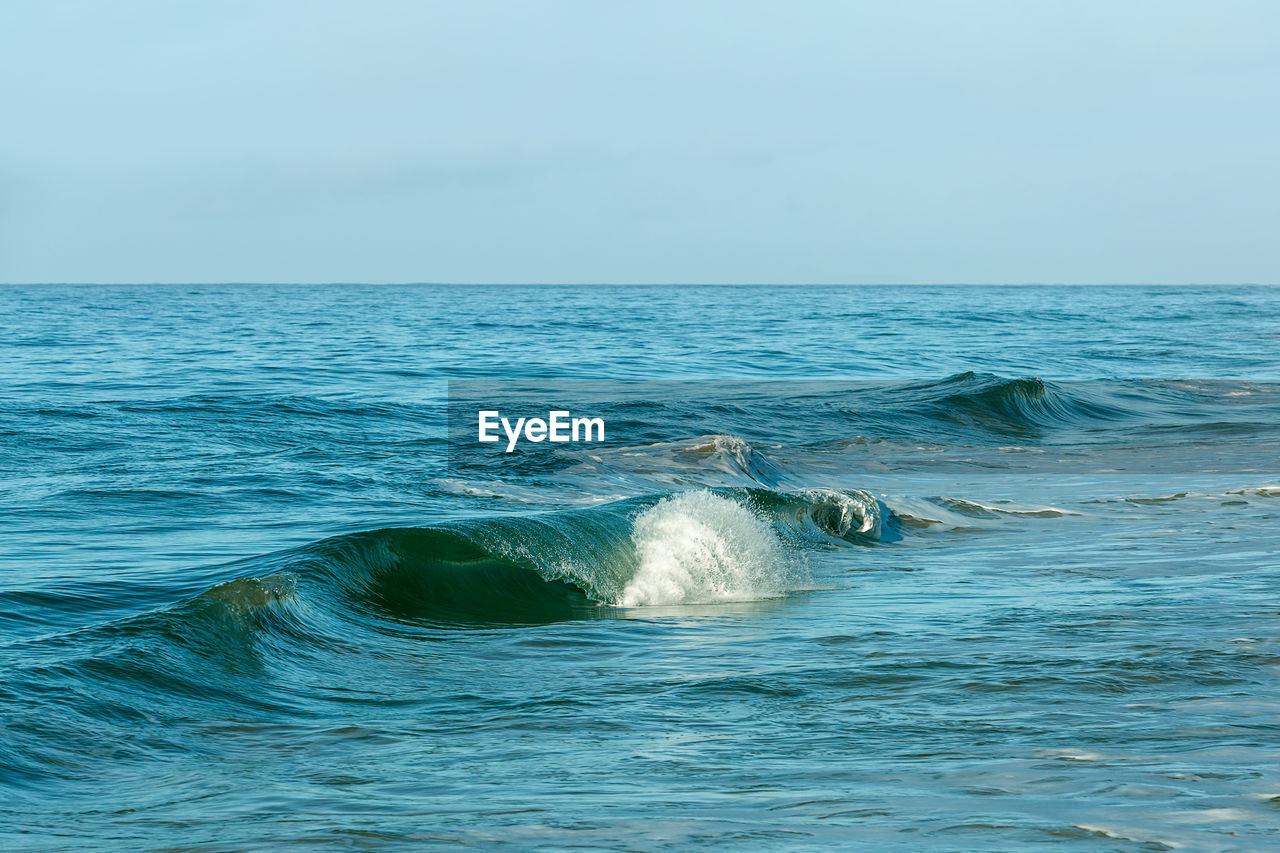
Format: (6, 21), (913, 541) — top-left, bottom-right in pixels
(1, 0), (1278, 284)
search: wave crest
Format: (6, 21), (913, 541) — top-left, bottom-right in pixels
(921, 372), (1128, 434)
(620, 491), (804, 607)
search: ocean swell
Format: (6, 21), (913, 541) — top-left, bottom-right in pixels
(322, 487), (884, 620)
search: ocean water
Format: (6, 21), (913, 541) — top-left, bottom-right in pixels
(1, 284), (1279, 851)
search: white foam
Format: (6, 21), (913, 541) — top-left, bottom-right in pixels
(619, 491), (800, 607)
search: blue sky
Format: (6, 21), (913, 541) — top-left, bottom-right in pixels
(2, 1), (1277, 283)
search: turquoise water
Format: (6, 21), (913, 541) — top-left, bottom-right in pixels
(2, 285), (1279, 850)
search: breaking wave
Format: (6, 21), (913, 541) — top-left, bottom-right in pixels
(319, 486), (885, 621)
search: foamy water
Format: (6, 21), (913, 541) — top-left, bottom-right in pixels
(621, 491), (802, 606)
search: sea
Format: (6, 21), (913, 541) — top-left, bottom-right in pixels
(1, 284), (1278, 851)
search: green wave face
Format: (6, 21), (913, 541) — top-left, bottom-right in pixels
(290, 487), (889, 626)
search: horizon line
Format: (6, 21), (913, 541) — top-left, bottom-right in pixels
(2, 281), (1276, 287)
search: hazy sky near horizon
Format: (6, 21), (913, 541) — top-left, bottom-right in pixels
(2, 1), (1278, 284)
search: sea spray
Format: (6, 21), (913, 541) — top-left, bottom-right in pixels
(619, 491), (805, 606)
